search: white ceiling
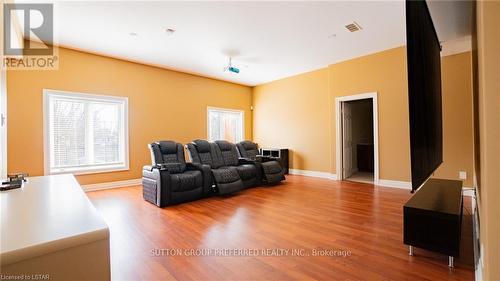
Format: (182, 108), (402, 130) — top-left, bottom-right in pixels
(26, 1), (471, 86)
(427, 0), (472, 42)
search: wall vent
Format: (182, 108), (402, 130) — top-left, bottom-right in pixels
(345, 22), (362, 32)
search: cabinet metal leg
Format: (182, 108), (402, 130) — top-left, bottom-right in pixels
(448, 256), (454, 268)
(409, 246), (414, 256)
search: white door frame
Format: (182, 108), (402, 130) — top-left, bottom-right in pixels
(0, 1), (7, 178)
(0, 63), (6, 179)
(335, 92), (379, 185)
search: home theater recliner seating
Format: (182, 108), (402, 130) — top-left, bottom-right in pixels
(237, 140), (285, 185)
(187, 139), (251, 195)
(142, 141), (212, 207)
(215, 140), (263, 189)
(143, 139), (285, 207)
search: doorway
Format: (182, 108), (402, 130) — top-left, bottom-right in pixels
(335, 93), (379, 185)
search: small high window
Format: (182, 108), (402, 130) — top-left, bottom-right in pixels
(207, 107), (244, 143)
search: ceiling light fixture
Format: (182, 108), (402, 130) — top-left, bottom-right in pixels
(129, 32), (138, 36)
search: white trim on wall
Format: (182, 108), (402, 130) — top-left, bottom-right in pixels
(80, 173), (472, 195)
(377, 179), (412, 189)
(0, 59), (7, 179)
(289, 170), (411, 189)
(289, 169), (337, 180)
(289, 171), (475, 196)
(335, 92), (380, 185)
(463, 188), (475, 197)
(82, 178), (142, 192)
(0, 3), (7, 178)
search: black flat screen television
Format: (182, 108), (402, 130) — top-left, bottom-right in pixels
(406, 0), (443, 192)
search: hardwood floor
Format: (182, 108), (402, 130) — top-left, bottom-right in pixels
(87, 175), (474, 281)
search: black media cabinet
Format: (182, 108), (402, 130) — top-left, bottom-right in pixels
(403, 178), (463, 267)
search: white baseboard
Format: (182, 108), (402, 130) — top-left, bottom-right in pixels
(289, 169), (337, 180)
(376, 181), (475, 194)
(475, 255), (483, 281)
(82, 178), (142, 192)
(470, 191), (483, 281)
(289, 169), (411, 188)
(81, 175), (473, 196)
(377, 179), (412, 189)
(463, 188), (474, 197)
(287, 170), (475, 196)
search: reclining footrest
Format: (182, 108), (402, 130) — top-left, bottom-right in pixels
(261, 161), (285, 185)
(211, 167), (245, 195)
(217, 180), (245, 195)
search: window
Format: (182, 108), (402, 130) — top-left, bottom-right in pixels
(207, 107), (244, 143)
(44, 90), (128, 175)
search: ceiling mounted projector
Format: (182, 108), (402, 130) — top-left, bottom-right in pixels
(223, 57), (240, 74)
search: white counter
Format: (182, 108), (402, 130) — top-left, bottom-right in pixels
(1, 174), (110, 280)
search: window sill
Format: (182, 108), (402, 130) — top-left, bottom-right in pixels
(48, 164), (129, 176)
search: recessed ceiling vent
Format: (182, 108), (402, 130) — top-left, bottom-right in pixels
(345, 21), (362, 32)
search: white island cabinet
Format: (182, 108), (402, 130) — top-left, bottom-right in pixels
(1, 174), (110, 280)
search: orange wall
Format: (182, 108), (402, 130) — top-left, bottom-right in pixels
(329, 47), (410, 181)
(254, 47), (474, 185)
(253, 68), (331, 172)
(254, 47), (410, 181)
(476, 0), (500, 279)
(6, 47), (252, 185)
(6, 45), (475, 188)
(434, 52), (474, 187)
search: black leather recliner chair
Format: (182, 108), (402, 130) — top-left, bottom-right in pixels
(237, 140), (285, 185)
(186, 140), (261, 194)
(186, 140), (244, 195)
(142, 141), (212, 207)
(214, 140), (262, 188)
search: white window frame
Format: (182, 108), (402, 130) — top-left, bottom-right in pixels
(43, 89), (129, 175)
(207, 106), (245, 142)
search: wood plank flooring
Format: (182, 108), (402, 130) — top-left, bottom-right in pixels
(87, 175), (474, 281)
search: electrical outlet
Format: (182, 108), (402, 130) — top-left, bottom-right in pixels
(459, 171), (467, 180)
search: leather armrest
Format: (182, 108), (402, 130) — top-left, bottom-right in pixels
(142, 165), (171, 207)
(156, 163), (183, 173)
(144, 164), (175, 172)
(186, 162), (208, 171)
(143, 165), (161, 177)
(143, 165), (154, 172)
(238, 158), (263, 183)
(186, 163), (213, 196)
(259, 156), (275, 163)
(238, 158), (256, 165)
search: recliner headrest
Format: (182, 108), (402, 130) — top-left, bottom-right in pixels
(240, 140), (258, 151)
(215, 140), (233, 151)
(192, 139), (211, 153)
(157, 141), (178, 154)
